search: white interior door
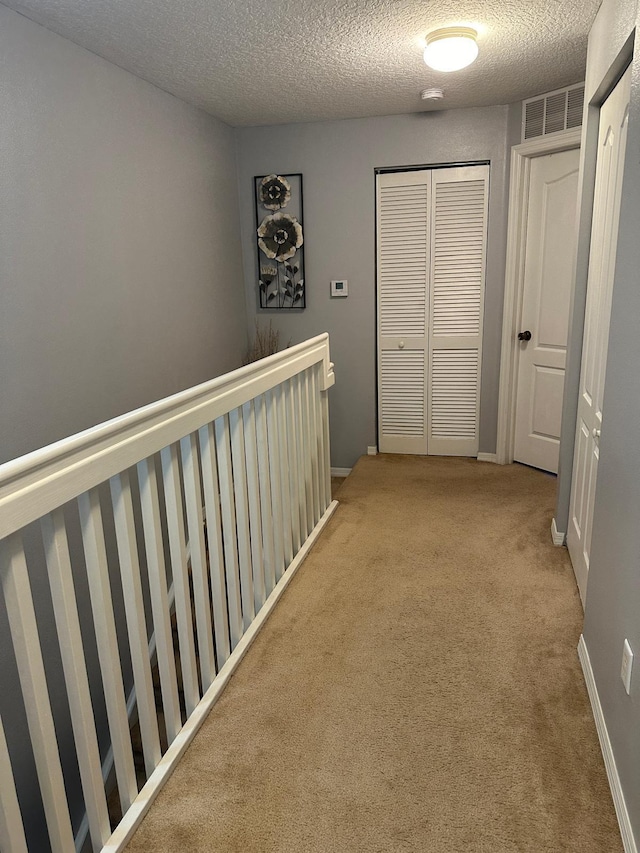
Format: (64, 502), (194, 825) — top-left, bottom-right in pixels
(567, 65), (631, 605)
(377, 170), (430, 454)
(513, 148), (580, 473)
(428, 166), (488, 456)
(377, 166), (488, 456)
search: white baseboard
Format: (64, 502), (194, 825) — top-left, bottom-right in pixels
(578, 635), (638, 853)
(477, 452), (497, 463)
(331, 467), (352, 477)
(367, 446), (378, 456)
(551, 518), (566, 546)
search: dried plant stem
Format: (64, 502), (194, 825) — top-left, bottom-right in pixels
(244, 320), (290, 364)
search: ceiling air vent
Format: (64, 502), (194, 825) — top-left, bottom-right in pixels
(522, 82), (585, 141)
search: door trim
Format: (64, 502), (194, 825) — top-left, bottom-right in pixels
(496, 128), (582, 465)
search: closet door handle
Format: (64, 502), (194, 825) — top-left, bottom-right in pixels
(592, 428), (601, 439)
(398, 341), (405, 349)
(517, 330), (532, 341)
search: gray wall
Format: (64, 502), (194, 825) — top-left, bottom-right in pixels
(507, 100), (523, 151)
(0, 6), (247, 848)
(236, 106), (512, 468)
(0, 5), (248, 466)
(557, 0), (640, 843)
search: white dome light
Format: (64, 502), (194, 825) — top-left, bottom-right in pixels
(424, 27), (479, 73)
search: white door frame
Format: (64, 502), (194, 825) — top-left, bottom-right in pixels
(496, 127), (582, 465)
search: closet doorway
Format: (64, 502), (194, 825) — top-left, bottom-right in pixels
(376, 164), (489, 456)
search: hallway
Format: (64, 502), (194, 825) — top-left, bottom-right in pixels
(126, 456), (621, 852)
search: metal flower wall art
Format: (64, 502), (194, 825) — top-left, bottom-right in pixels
(254, 173), (305, 308)
(259, 174), (292, 210)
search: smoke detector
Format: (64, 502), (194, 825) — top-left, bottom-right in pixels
(421, 88), (444, 101)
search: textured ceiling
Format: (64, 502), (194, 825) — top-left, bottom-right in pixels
(3, 0), (601, 126)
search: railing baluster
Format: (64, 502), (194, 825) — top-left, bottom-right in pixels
(314, 363), (328, 513)
(41, 508), (112, 849)
(295, 372), (308, 537)
(229, 407), (255, 630)
(285, 379), (302, 554)
(0, 533), (75, 853)
(180, 434), (217, 690)
(242, 401), (267, 613)
(299, 374), (311, 537)
(293, 374), (309, 540)
(302, 370), (317, 530)
(322, 378), (333, 506)
(0, 715), (28, 853)
(256, 394), (277, 596)
(136, 459), (182, 744)
(274, 385), (293, 572)
(308, 368), (322, 523)
(78, 489), (138, 814)
(109, 472), (163, 775)
(198, 423), (231, 667)
(160, 445), (201, 716)
(215, 415), (243, 649)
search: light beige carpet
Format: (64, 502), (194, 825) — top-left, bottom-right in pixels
(126, 456), (622, 852)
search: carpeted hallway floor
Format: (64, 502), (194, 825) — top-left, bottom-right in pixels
(126, 455), (622, 852)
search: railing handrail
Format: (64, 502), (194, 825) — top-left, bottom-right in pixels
(1, 333), (336, 852)
(0, 333), (334, 541)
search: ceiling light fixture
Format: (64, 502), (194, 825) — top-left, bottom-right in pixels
(423, 27), (479, 72)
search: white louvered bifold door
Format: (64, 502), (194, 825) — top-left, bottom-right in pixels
(428, 166), (488, 456)
(377, 170), (430, 454)
(377, 165), (488, 456)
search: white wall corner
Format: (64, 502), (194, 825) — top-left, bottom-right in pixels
(551, 518), (566, 546)
(578, 636), (638, 853)
(477, 452), (498, 463)
(331, 467), (352, 478)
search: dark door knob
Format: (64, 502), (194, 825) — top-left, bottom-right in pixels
(518, 330), (532, 341)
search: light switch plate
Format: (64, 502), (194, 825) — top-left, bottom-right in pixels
(331, 280), (348, 297)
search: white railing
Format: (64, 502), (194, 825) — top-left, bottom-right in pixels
(0, 334), (336, 853)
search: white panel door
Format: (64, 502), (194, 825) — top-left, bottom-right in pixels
(513, 148), (580, 473)
(428, 166), (489, 457)
(567, 65), (631, 605)
(377, 170), (430, 454)
(377, 166), (488, 456)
